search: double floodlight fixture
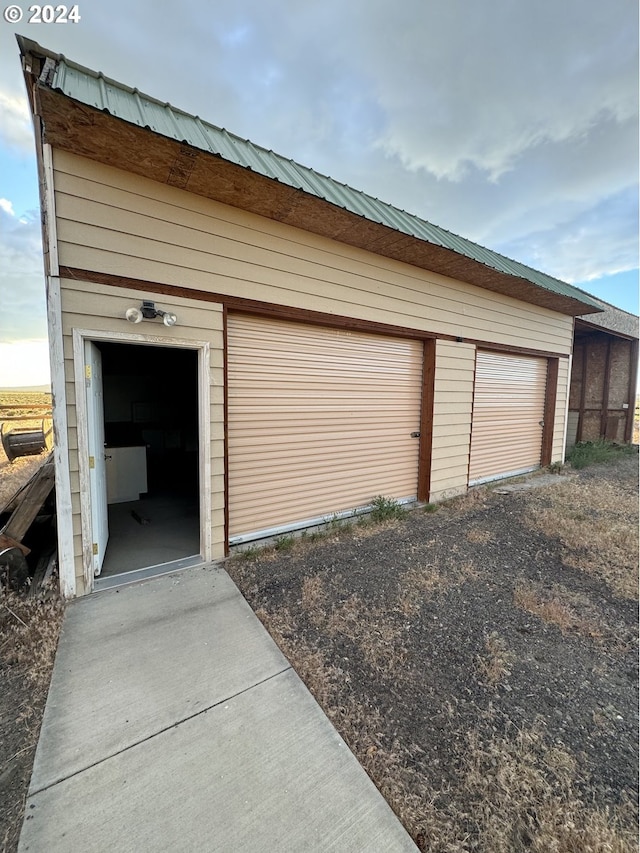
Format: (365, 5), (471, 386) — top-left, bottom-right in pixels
(125, 300), (177, 327)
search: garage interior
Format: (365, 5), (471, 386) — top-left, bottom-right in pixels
(95, 343), (200, 581)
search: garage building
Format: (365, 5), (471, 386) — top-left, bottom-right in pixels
(19, 37), (604, 597)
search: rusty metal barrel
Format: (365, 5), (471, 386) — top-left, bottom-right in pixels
(1, 419), (53, 463)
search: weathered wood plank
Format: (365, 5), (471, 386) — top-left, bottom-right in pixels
(1, 454), (55, 542)
(0, 533), (31, 556)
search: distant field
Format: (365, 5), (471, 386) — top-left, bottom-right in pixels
(0, 392), (53, 509)
(0, 391), (52, 414)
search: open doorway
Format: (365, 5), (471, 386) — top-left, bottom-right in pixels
(91, 341), (200, 586)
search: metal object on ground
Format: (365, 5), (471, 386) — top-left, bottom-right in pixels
(1, 418), (53, 462)
(0, 546), (30, 591)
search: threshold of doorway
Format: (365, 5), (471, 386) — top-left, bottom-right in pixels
(93, 554), (205, 593)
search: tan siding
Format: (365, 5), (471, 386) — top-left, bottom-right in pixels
(469, 352), (547, 484)
(59, 277), (224, 589)
(430, 341), (476, 501)
(553, 358), (570, 460)
(53, 151), (574, 354)
(566, 410), (580, 451)
(228, 315), (422, 539)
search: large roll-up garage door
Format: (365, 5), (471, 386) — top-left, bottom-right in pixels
(228, 315), (423, 542)
(468, 351), (547, 486)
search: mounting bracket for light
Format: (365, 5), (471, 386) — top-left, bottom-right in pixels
(125, 301), (177, 327)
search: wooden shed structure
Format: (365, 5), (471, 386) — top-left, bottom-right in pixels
(567, 299), (639, 449)
(19, 37), (607, 598)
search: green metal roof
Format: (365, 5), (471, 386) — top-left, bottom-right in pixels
(28, 40), (602, 312)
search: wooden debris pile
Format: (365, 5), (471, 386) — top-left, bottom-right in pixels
(0, 453), (57, 593)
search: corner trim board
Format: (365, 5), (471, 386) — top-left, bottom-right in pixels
(541, 358), (559, 467)
(42, 144), (76, 597)
(417, 339), (435, 501)
(624, 339), (639, 443)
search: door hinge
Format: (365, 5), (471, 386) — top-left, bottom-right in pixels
(85, 364), (91, 388)
(92, 542), (98, 556)
(89, 455), (95, 469)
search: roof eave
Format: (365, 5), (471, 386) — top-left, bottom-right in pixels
(19, 36), (603, 318)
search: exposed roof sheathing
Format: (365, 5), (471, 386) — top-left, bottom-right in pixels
(18, 35), (603, 317)
(576, 296), (639, 340)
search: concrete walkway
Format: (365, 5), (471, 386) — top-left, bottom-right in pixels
(19, 566), (415, 852)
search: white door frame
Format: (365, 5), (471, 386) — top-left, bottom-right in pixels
(85, 340), (109, 577)
(73, 328), (212, 593)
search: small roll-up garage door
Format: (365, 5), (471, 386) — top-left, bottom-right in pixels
(228, 315), (423, 542)
(468, 351), (547, 486)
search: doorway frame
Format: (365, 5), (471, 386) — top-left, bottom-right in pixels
(72, 328), (212, 594)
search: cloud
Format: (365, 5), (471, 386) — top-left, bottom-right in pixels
(0, 202), (46, 342)
(0, 198), (15, 215)
(496, 187), (639, 283)
(0, 88), (34, 155)
(0, 0), (636, 313)
(351, 0), (638, 181)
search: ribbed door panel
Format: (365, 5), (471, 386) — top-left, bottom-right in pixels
(228, 315), (422, 539)
(468, 352), (547, 485)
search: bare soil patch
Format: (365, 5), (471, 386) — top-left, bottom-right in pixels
(228, 455), (639, 851)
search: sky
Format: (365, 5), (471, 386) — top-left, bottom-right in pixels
(0, 0), (638, 387)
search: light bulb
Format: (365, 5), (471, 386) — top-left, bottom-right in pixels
(125, 307), (143, 323)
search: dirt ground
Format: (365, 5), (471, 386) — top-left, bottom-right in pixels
(0, 454), (636, 851)
(228, 455), (639, 852)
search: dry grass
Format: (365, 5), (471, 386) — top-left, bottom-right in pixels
(442, 487), (489, 512)
(299, 581), (408, 674)
(466, 527), (494, 545)
(460, 724), (636, 853)
(514, 582), (606, 640)
(527, 476), (639, 599)
(0, 392), (53, 510)
(396, 558), (478, 619)
(300, 574), (327, 611)
(229, 459), (638, 851)
(0, 587), (64, 690)
(475, 632), (515, 685)
(0, 586), (64, 852)
(0, 448), (49, 512)
(255, 603), (636, 853)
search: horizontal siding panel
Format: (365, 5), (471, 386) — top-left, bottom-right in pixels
(430, 340), (475, 498)
(430, 459), (471, 478)
(52, 165), (568, 332)
(53, 168), (573, 341)
(228, 314), (422, 538)
(54, 152), (574, 354)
